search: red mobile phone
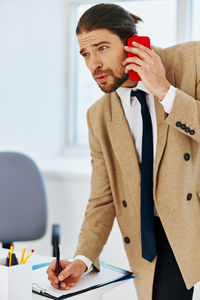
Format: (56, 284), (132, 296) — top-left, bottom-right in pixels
(127, 35), (151, 81)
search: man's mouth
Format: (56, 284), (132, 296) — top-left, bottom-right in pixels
(96, 74), (108, 83)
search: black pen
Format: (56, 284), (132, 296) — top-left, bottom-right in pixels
(55, 241), (61, 289)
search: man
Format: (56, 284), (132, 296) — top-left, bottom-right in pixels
(47, 3), (200, 300)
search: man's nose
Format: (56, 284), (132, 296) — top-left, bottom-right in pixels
(88, 56), (103, 73)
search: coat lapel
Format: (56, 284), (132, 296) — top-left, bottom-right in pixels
(153, 96), (168, 186)
(153, 70), (175, 187)
(107, 92), (141, 187)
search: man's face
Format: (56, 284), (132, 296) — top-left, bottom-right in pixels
(78, 29), (129, 93)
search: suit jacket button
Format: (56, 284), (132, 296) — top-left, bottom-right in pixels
(176, 121), (181, 127)
(122, 200), (127, 207)
(124, 237), (130, 244)
(185, 127), (190, 133)
(190, 130), (195, 135)
(187, 193), (192, 200)
(184, 153), (190, 161)
(181, 124), (186, 130)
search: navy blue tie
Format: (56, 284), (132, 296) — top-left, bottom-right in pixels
(131, 89), (157, 262)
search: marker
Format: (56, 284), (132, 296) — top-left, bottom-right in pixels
(22, 249), (34, 264)
(9, 244), (14, 267)
(20, 248), (26, 264)
(11, 253), (18, 265)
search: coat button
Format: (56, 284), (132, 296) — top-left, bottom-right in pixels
(190, 130), (195, 135)
(124, 237), (130, 244)
(184, 153), (190, 161)
(185, 127), (190, 133)
(181, 124), (186, 130)
(176, 121), (181, 127)
(122, 200), (127, 207)
(187, 193), (192, 200)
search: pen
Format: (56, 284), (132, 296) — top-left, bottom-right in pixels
(22, 249), (34, 264)
(20, 248), (26, 264)
(9, 244), (14, 267)
(55, 242), (61, 289)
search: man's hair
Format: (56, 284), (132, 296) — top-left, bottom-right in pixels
(76, 3), (142, 44)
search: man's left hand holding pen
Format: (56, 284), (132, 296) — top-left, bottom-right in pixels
(47, 259), (87, 290)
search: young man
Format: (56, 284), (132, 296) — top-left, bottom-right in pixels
(47, 4), (200, 300)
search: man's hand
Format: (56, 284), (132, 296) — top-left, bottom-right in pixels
(123, 42), (170, 101)
(47, 259), (87, 290)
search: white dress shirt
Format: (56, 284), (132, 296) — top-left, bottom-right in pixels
(74, 82), (176, 272)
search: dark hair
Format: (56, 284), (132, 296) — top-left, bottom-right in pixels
(76, 3), (142, 44)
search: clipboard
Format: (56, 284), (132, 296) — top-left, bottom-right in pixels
(32, 261), (134, 299)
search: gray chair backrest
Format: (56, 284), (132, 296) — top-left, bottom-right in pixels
(0, 152), (47, 243)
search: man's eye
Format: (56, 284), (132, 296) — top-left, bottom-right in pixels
(82, 53), (89, 57)
(99, 46), (108, 51)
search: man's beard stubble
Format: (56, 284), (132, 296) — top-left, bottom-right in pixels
(93, 68), (128, 93)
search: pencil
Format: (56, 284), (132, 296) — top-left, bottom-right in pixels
(20, 248), (26, 264)
(9, 244), (14, 267)
(22, 249), (34, 264)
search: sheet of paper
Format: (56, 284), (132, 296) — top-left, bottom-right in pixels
(32, 264), (127, 298)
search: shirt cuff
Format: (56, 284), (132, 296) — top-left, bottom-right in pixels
(160, 85), (176, 114)
(73, 255), (93, 275)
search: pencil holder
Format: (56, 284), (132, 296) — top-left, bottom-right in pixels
(0, 258), (32, 300)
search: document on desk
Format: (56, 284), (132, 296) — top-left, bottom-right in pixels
(32, 261), (134, 299)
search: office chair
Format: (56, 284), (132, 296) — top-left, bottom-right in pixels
(0, 152), (60, 256)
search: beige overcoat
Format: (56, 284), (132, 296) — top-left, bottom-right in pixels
(74, 41), (200, 300)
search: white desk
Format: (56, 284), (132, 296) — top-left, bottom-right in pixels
(0, 248), (128, 300)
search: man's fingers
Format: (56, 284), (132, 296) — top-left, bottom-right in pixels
(124, 44), (153, 60)
(62, 281), (75, 290)
(124, 63), (140, 74)
(50, 279), (60, 289)
(124, 47), (150, 61)
(58, 264), (73, 281)
(50, 279), (72, 290)
(47, 260), (59, 283)
(48, 274), (59, 284)
(122, 56), (144, 67)
(128, 41), (154, 56)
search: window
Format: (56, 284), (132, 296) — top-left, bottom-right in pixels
(191, 0), (200, 40)
(67, 0), (193, 147)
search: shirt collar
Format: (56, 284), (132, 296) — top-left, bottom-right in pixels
(116, 81), (151, 107)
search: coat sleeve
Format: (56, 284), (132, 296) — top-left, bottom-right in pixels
(74, 109), (116, 271)
(163, 42), (200, 144)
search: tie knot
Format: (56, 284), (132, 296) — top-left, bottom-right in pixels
(131, 90), (147, 106)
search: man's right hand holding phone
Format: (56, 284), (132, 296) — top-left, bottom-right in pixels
(123, 36), (170, 101)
